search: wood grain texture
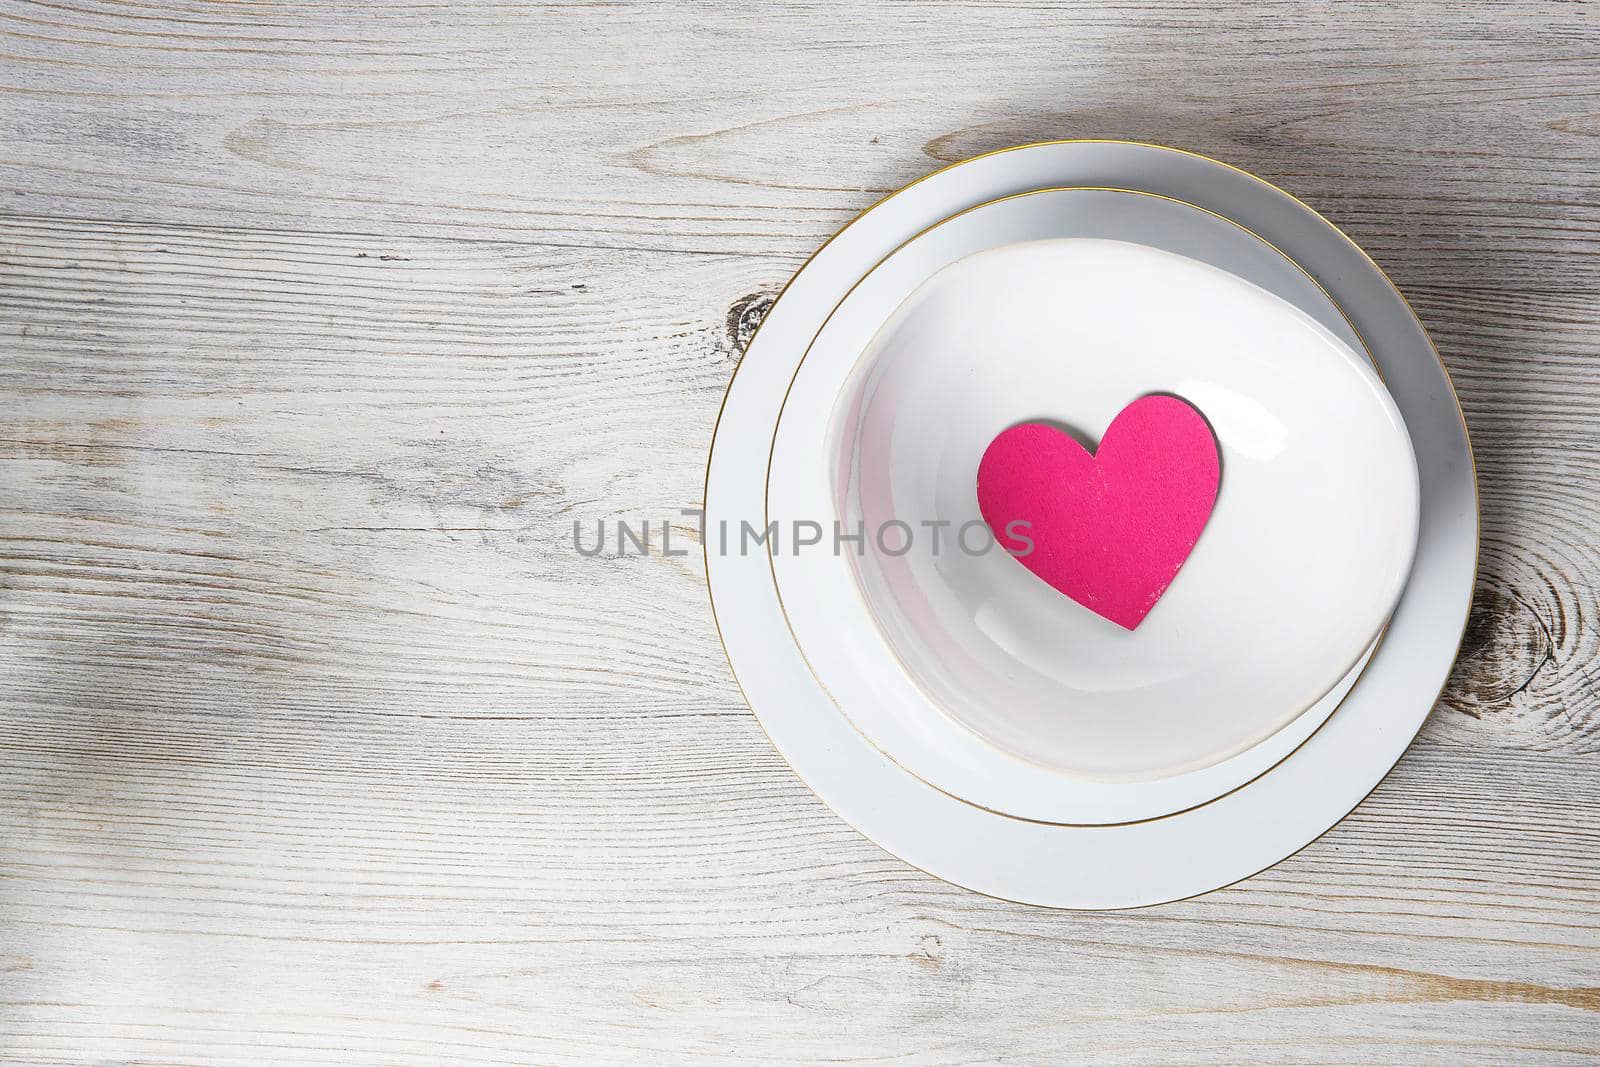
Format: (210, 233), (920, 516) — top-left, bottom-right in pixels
(1, 1), (1599, 1063)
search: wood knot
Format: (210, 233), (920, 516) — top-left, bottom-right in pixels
(1441, 586), (1554, 717)
(907, 932), (945, 972)
(725, 289), (778, 359)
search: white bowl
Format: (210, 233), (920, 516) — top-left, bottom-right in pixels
(766, 188), (1420, 821)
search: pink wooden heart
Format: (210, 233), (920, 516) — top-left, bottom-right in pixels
(976, 395), (1220, 630)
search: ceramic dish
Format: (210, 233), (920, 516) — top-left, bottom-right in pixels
(703, 140), (1477, 908)
(765, 186), (1416, 823)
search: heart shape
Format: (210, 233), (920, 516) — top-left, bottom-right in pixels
(976, 394), (1220, 630)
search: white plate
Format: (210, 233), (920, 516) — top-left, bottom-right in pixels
(703, 141), (1477, 909)
(765, 187), (1417, 823)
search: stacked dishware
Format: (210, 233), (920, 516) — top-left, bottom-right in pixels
(704, 141), (1477, 909)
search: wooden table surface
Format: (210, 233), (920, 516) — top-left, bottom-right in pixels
(2, 2), (1598, 1063)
